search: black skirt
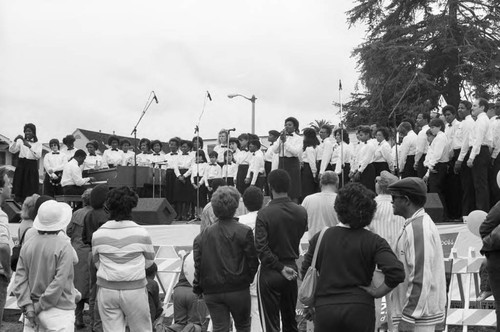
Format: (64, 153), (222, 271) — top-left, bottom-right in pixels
(402, 155), (417, 178)
(279, 156), (301, 199)
(174, 169), (193, 203)
(192, 176), (208, 208)
(372, 162), (390, 177)
(165, 169), (177, 202)
(236, 164), (250, 195)
(301, 162), (317, 199)
(360, 163), (376, 192)
(332, 163), (351, 189)
(13, 158), (39, 202)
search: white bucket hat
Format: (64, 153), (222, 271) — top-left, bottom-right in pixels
(33, 200), (72, 232)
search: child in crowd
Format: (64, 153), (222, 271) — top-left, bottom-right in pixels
(221, 150), (237, 187)
(203, 151), (222, 201)
(189, 150), (208, 221)
(146, 263), (164, 328)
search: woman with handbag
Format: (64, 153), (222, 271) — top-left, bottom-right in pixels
(300, 182), (404, 332)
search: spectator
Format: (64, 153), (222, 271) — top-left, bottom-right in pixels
(92, 186), (155, 332)
(301, 171), (339, 240)
(0, 167), (13, 328)
(300, 183), (404, 332)
(146, 263), (163, 327)
(193, 186), (259, 332)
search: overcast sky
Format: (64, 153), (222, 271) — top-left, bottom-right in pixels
(0, 0), (366, 144)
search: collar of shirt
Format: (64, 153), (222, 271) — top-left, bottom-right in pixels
(286, 133), (294, 136)
(209, 163), (218, 166)
(52, 152), (60, 154)
(170, 152), (178, 155)
(182, 152), (189, 155)
(111, 148), (119, 151)
(153, 153), (161, 156)
(220, 145), (228, 148)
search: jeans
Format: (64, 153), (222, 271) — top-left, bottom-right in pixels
(204, 289), (251, 332)
(0, 274), (8, 329)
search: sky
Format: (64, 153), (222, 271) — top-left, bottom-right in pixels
(0, 0), (366, 144)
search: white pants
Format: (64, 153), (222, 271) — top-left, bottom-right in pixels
(97, 287), (152, 332)
(23, 307), (75, 332)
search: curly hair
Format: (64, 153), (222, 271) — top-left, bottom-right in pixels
(334, 183), (377, 229)
(211, 186), (240, 219)
(106, 186), (139, 221)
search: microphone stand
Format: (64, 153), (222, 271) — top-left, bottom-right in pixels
(387, 72), (418, 178)
(339, 80), (345, 187)
(130, 91), (157, 193)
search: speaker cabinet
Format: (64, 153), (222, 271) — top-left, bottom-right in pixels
(131, 198), (176, 225)
(425, 193), (444, 223)
(1, 199), (21, 224)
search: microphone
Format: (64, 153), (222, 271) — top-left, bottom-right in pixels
(226, 128), (236, 132)
(152, 91), (159, 104)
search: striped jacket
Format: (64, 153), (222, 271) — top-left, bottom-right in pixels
(390, 209), (446, 328)
(92, 220), (155, 290)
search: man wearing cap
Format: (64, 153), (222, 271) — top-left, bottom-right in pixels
(0, 167), (14, 328)
(301, 171), (339, 240)
(13, 200), (79, 331)
(388, 177), (446, 331)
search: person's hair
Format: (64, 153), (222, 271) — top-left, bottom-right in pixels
(145, 262), (158, 279)
(180, 140), (191, 149)
(407, 193), (427, 207)
(268, 130), (280, 138)
(238, 133), (249, 142)
(285, 117), (300, 133)
(211, 178), (227, 193)
(223, 150), (233, 158)
(0, 166), (13, 189)
(86, 140), (99, 149)
(229, 137), (240, 149)
(49, 138), (60, 149)
(211, 186), (240, 219)
(74, 149), (87, 159)
(429, 118), (445, 131)
(151, 139), (162, 150)
(248, 133), (259, 141)
(401, 118), (415, 130)
(357, 125), (372, 136)
(192, 136), (204, 149)
(62, 134), (76, 145)
(139, 138), (151, 150)
(376, 127), (390, 141)
(442, 105), (456, 116)
(169, 137), (180, 147)
(34, 195), (54, 216)
(477, 97), (490, 111)
(268, 169), (290, 194)
(106, 186), (139, 221)
(21, 194), (40, 220)
(120, 139), (131, 147)
(334, 183), (377, 229)
(208, 151), (218, 159)
(333, 128), (350, 144)
(82, 188), (92, 206)
(302, 128), (320, 151)
(248, 139), (261, 150)
(23, 123), (38, 142)
(243, 186), (264, 212)
(320, 125), (332, 136)
(108, 135), (120, 146)
(459, 100), (472, 110)
(320, 171), (338, 187)
(217, 129), (228, 144)
(419, 112), (431, 123)
(195, 150), (207, 163)
(398, 122), (412, 133)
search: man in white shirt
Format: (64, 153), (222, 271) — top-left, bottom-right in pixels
(301, 171), (339, 240)
(397, 122), (418, 178)
(467, 98), (492, 212)
(424, 118), (450, 220)
(246, 140), (265, 189)
(351, 126), (376, 192)
(454, 100), (476, 215)
(61, 149), (94, 195)
(442, 105), (463, 220)
(317, 125), (334, 175)
(490, 99), (500, 207)
(414, 112), (431, 178)
(264, 130), (280, 196)
(0, 167), (13, 328)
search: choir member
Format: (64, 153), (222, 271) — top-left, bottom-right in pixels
(165, 138), (181, 211)
(351, 126), (376, 192)
(136, 138), (152, 166)
(43, 138), (68, 197)
(397, 122), (417, 178)
(83, 140), (102, 171)
(203, 151), (222, 201)
(222, 150), (237, 187)
(213, 129), (229, 165)
(414, 112), (430, 178)
(61, 134), (76, 160)
(235, 133), (252, 195)
(120, 139), (135, 166)
(331, 128), (353, 189)
(264, 130), (280, 196)
(246, 139), (266, 190)
(300, 128), (319, 198)
(373, 127), (393, 176)
(102, 136), (123, 168)
(189, 150), (209, 219)
(175, 140), (195, 220)
(9, 123), (42, 202)
(443, 105), (463, 220)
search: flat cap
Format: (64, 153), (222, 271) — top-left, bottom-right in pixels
(387, 177), (427, 198)
(376, 171), (398, 188)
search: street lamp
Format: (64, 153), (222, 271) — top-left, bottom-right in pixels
(227, 93), (257, 134)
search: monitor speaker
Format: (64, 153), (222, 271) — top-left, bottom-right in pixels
(131, 198), (176, 225)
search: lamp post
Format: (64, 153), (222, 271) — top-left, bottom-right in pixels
(227, 93), (257, 134)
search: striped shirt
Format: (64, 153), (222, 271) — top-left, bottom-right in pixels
(369, 195), (404, 249)
(92, 220), (155, 290)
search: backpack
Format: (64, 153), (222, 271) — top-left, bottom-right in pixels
(11, 227), (30, 271)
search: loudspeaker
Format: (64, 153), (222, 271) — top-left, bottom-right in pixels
(1, 199), (21, 224)
(425, 193), (444, 223)
(131, 198), (176, 225)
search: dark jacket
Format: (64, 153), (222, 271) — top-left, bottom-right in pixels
(255, 196), (307, 272)
(480, 201), (500, 253)
(193, 218), (258, 295)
